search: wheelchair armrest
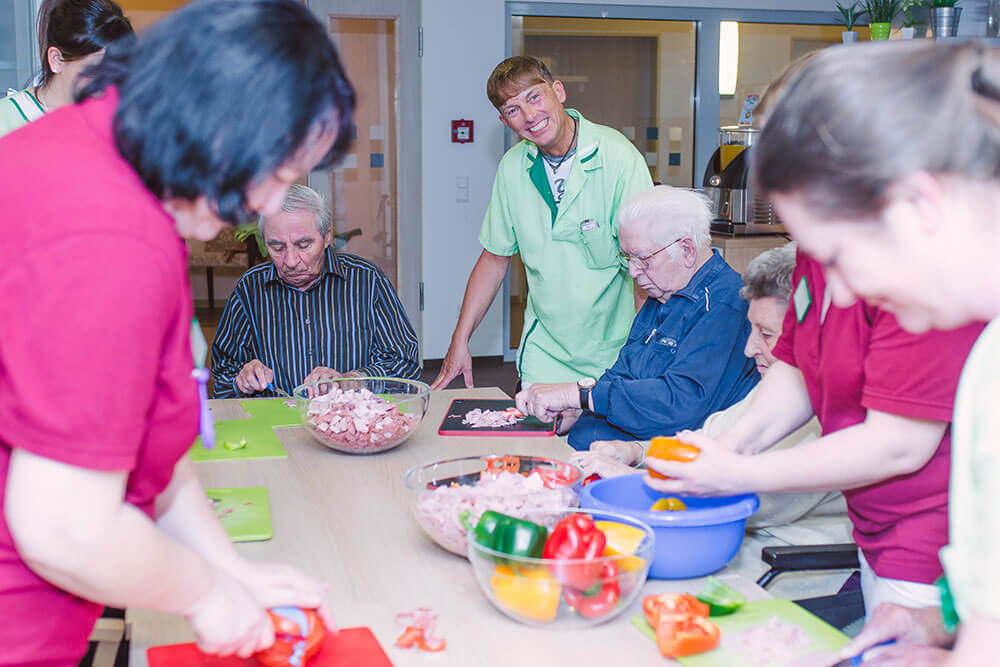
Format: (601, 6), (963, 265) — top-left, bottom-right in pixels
(757, 544), (859, 589)
(762, 544), (860, 571)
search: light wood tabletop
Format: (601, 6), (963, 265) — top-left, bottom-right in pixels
(127, 387), (771, 666)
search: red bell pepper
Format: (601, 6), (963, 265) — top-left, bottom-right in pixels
(642, 593), (710, 627)
(563, 560), (620, 618)
(652, 613), (720, 658)
(542, 513), (607, 590)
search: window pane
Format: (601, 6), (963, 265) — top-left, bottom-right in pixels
(719, 22), (842, 128)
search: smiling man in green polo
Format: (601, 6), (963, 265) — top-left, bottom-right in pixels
(431, 55), (653, 390)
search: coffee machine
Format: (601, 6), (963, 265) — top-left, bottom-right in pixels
(702, 125), (784, 235)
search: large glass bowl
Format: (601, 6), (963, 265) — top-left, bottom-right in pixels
(467, 508), (654, 629)
(293, 377), (429, 455)
(403, 455), (583, 556)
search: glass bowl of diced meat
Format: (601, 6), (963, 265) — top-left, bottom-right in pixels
(403, 455), (583, 557)
(293, 377), (430, 454)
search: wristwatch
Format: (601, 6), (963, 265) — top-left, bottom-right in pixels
(577, 377), (596, 410)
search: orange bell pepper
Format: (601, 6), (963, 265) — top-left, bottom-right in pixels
(653, 613), (720, 658)
(490, 565), (562, 623)
(646, 437), (700, 480)
(642, 593), (709, 627)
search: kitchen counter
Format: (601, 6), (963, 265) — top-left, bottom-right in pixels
(127, 387), (773, 665)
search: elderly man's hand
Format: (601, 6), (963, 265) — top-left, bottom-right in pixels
(569, 451), (637, 480)
(236, 360), (274, 395)
(643, 430), (747, 496)
(303, 366), (364, 386)
(591, 440), (646, 466)
(516, 382), (578, 423)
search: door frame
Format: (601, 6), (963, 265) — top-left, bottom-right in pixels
(307, 0), (422, 359)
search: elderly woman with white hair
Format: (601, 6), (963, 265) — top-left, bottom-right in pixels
(516, 184), (758, 449)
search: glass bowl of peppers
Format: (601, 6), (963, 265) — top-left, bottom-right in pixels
(404, 454), (583, 556)
(466, 508), (655, 629)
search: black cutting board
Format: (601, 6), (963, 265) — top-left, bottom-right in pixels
(438, 398), (557, 436)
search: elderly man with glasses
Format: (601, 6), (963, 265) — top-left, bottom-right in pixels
(516, 185), (759, 449)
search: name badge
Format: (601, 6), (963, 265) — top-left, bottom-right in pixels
(794, 276), (812, 323)
(580, 218), (598, 232)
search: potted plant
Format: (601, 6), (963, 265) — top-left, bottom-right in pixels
(864, 0), (901, 40)
(899, 0), (927, 38)
(836, 1), (867, 42)
(928, 0), (961, 38)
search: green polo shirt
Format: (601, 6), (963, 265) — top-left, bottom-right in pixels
(0, 89), (45, 139)
(479, 109), (653, 384)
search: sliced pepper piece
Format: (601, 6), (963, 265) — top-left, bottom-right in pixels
(650, 497), (687, 511)
(646, 436), (700, 480)
(696, 575), (746, 616)
(653, 613), (721, 658)
(490, 565), (562, 623)
(563, 560), (620, 619)
(542, 513), (607, 590)
(643, 593), (709, 627)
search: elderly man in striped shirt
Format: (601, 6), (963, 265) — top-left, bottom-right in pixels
(211, 184), (420, 398)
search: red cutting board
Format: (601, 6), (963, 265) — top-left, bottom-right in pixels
(147, 627), (393, 667)
(438, 398), (556, 436)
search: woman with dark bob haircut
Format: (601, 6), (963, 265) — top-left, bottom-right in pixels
(0, 0), (133, 137)
(752, 40), (1000, 666)
(0, 0), (354, 663)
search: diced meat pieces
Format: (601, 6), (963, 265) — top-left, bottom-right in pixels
(462, 408), (524, 428)
(305, 386), (417, 452)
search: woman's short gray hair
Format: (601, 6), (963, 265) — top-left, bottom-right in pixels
(740, 242), (797, 302)
(259, 184), (333, 238)
(615, 185), (712, 251)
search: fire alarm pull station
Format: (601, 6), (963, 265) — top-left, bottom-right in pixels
(451, 119), (474, 143)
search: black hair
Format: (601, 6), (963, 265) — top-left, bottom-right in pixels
(77, 0), (356, 225)
(37, 0), (133, 85)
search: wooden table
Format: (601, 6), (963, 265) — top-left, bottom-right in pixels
(128, 388), (771, 665)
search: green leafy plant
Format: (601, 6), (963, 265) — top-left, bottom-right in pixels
(929, 0), (959, 6)
(864, 0), (902, 22)
(835, 0), (867, 30)
(899, 0), (926, 27)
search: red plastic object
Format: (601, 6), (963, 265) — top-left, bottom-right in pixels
(255, 607), (324, 667)
(451, 119), (474, 143)
(147, 627), (394, 667)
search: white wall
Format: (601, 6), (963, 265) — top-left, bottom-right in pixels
(419, 0), (990, 360)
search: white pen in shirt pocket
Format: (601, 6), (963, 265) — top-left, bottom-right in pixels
(580, 218), (599, 232)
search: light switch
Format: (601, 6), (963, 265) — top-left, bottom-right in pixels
(456, 176), (470, 203)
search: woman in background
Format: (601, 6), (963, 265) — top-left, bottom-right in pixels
(0, 0), (132, 136)
(753, 40), (1000, 666)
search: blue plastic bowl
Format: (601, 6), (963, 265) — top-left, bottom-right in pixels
(580, 474), (759, 579)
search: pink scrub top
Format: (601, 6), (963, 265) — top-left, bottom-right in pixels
(0, 88), (199, 665)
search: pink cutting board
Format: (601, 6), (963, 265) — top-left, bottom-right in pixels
(147, 627), (393, 667)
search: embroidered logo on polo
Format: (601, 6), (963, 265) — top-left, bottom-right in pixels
(794, 276), (812, 323)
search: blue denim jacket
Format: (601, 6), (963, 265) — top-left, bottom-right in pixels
(568, 250), (759, 449)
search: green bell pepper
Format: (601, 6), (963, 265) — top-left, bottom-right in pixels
(695, 575), (746, 616)
(463, 510), (548, 561)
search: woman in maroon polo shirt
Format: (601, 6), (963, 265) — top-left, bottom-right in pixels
(644, 52), (986, 622)
(0, 0), (355, 664)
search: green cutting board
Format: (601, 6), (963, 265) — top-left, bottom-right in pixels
(205, 487), (272, 542)
(190, 419), (288, 461)
(633, 599), (849, 666)
(239, 398), (301, 427)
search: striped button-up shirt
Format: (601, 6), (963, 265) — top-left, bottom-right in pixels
(211, 248), (420, 398)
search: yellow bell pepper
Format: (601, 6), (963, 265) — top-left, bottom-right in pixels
(594, 520), (647, 572)
(490, 565), (562, 623)
(650, 497), (687, 511)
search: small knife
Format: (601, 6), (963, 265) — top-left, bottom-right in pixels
(834, 639), (896, 666)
